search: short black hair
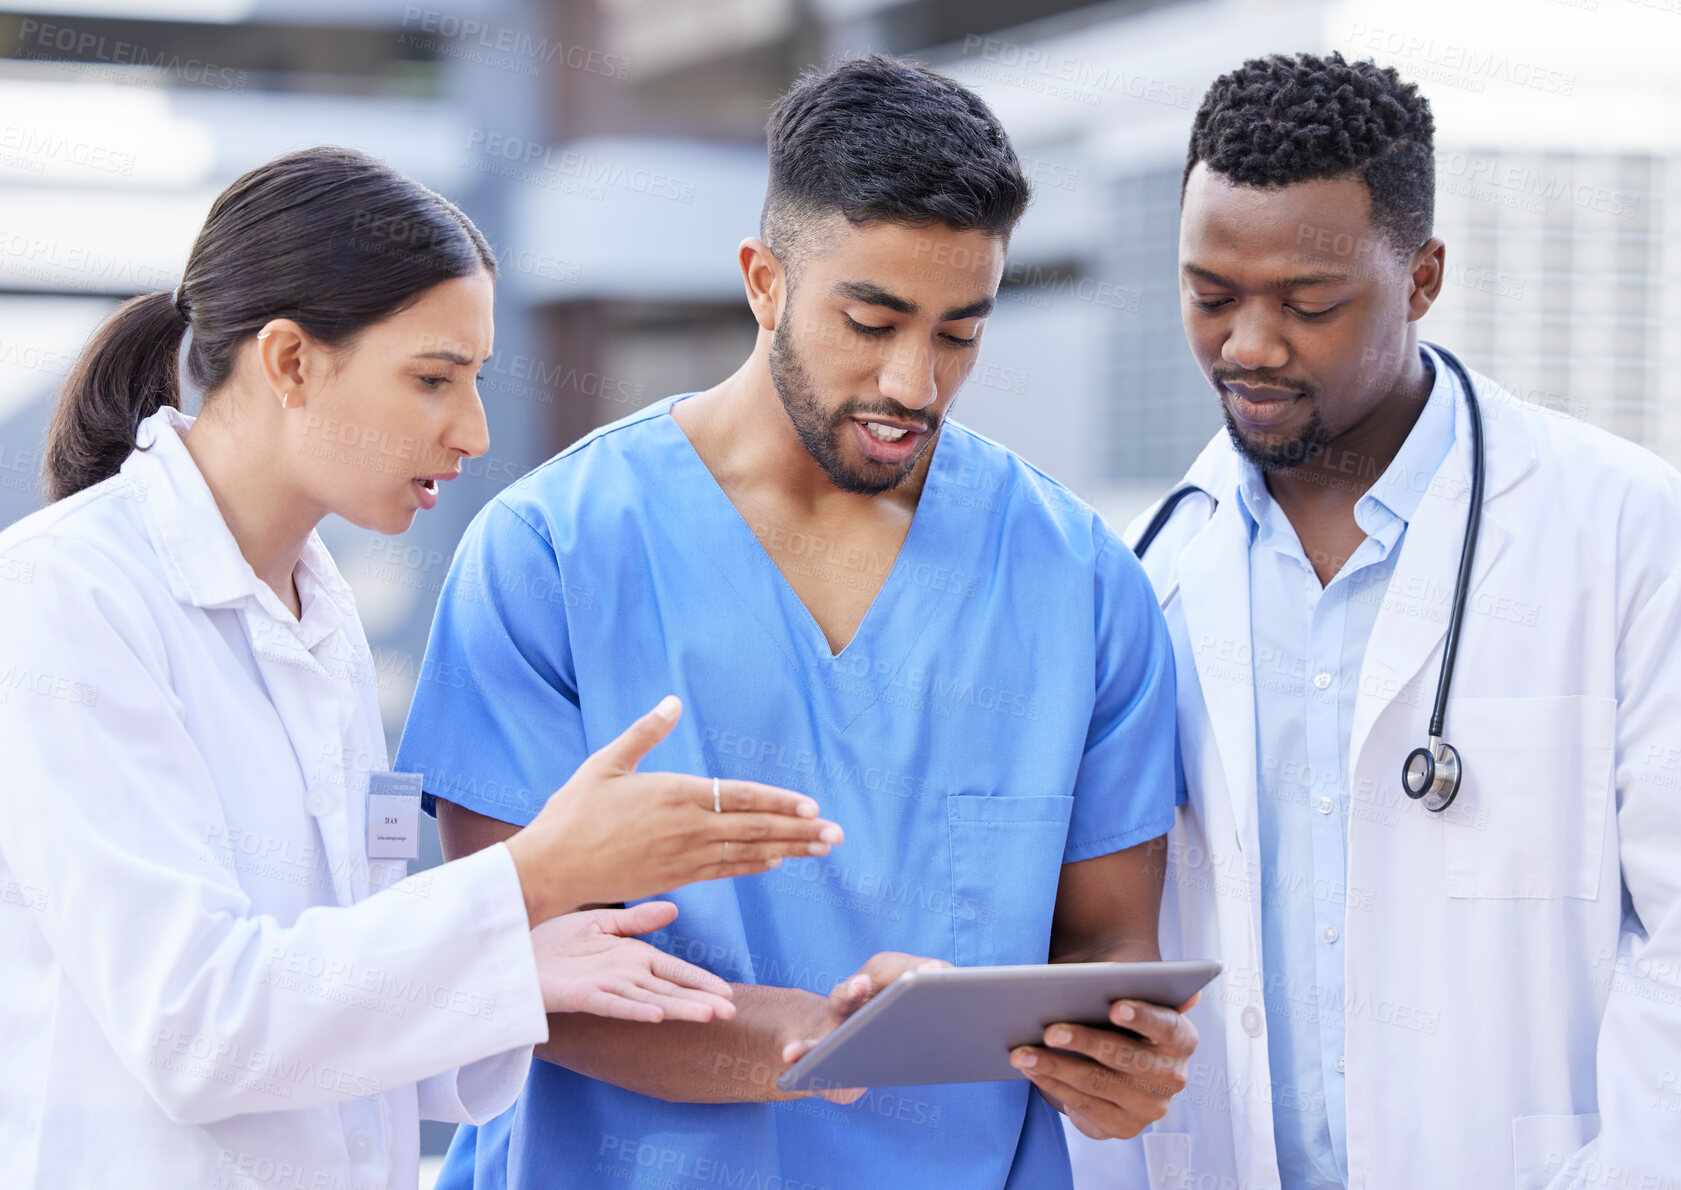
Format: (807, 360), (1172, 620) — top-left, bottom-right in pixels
(1184, 51), (1435, 256)
(762, 54), (1030, 271)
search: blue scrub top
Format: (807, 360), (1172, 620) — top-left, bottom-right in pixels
(397, 395), (1180, 1190)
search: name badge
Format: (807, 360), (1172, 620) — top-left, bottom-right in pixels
(367, 770), (422, 860)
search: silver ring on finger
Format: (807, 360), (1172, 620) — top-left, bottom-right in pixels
(722, 839), (730, 863)
(713, 775), (722, 814)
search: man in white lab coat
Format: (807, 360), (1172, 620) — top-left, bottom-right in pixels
(1066, 52), (1681, 1190)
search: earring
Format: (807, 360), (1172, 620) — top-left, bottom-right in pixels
(280, 392), (290, 409)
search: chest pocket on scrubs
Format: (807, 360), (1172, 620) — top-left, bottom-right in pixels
(947, 793), (1074, 966)
(1440, 696), (1615, 900)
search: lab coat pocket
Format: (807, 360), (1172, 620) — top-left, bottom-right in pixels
(1512, 1111), (1599, 1190)
(1141, 1131), (1193, 1190)
(946, 793), (1074, 967)
(1441, 696), (1614, 899)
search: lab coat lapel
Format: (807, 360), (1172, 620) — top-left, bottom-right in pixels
(129, 405), (369, 907)
(244, 615), (362, 907)
(1349, 366), (1529, 778)
(1175, 496), (1261, 861)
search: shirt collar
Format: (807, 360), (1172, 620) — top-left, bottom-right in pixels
(1232, 349), (1458, 545)
(1359, 350), (1456, 530)
(125, 406), (356, 647)
(1233, 456), (1270, 544)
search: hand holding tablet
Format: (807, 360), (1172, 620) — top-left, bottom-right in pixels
(777, 959), (1219, 1108)
(1012, 974), (1210, 1142)
(780, 951), (956, 1105)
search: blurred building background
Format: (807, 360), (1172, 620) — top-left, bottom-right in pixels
(1, 0), (1675, 1171)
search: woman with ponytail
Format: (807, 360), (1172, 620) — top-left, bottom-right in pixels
(0, 147), (841, 1188)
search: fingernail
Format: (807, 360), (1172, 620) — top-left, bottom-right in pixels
(849, 975), (870, 997)
(1012, 1049), (1037, 1068)
(766, 857), (781, 868)
(1047, 1027), (1072, 1045)
(652, 695), (680, 722)
(807, 842), (830, 855)
(1113, 1004), (1135, 1023)
(797, 800), (819, 818)
(819, 825), (843, 844)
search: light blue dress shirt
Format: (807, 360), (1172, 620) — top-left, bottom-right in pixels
(1241, 353), (1455, 1187)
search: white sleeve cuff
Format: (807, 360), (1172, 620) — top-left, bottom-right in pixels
(417, 1046), (537, 1124)
(414, 842), (548, 1123)
(445, 841), (549, 1044)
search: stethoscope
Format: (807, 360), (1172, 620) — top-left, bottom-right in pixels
(1132, 343), (1485, 813)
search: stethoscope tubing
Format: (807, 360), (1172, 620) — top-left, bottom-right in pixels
(1423, 345), (1484, 740)
(1132, 343), (1487, 805)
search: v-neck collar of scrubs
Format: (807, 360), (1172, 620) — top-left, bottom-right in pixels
(659, 394), (966, 724)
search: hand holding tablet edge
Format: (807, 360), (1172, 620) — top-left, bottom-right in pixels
(774, 959), (1219, 1111)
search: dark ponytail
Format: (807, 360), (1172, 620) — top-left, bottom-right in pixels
(45, 290), (188, 501)
(44, 146), (497, 501)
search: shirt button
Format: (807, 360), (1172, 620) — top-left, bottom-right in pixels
(1335, 1055), (1347, 1074)
(1317, 797), (1334, 814)
(1313, 672), (1333, 690)
(303, 787), (337, 817)
(1323, 926), (1339, 943)
(348, 1130), (375, 1162)
(1241, 1005), (1263, 1038)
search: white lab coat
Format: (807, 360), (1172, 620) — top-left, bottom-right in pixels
(0, 407), (549, 1189)
(1067, 356), (1681, 1190)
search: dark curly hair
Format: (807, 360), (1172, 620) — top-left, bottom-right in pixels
(1183, 51), (1435, 257)
(762, 54), (1031, 272)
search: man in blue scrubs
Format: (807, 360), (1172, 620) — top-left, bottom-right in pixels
(399, 54), (1193, 1189)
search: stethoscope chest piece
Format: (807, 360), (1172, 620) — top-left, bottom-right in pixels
(1402, 738), (1462, 812)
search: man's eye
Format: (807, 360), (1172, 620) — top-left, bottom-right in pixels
(1289, 305), (1338, 320)
(1191, 298), (1229, 311)
(419, 376), (449, 389)
(845, 315), (891, 337)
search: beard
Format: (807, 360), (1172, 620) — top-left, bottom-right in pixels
(1220, 402), (1333, 472)
(768, 314), (938, 495)
(1213, 367), (1329, 472)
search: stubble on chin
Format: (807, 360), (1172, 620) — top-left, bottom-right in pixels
(769, 321), (924, 496)
(1220, 404), (1331, 474)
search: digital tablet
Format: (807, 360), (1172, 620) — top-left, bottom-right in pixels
(777, 959), (1221, 1093)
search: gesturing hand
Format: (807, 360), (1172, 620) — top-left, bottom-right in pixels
(507, 696), (845, 923)
(1010, 992), (1201, 1140)
(533, 901), (734, 1023)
